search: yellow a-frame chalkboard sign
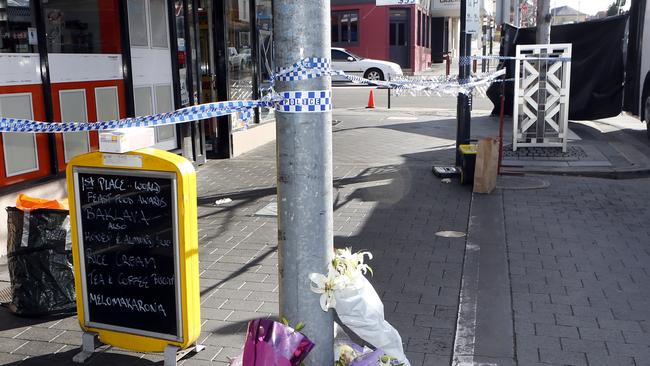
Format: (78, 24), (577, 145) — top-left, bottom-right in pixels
(66, 149), (201, 365)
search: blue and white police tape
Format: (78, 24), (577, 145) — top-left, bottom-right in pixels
(0, 90), (331, 133)
(459, 55), (572, 66)
(390, 68), (506, 92)
(275, 57), (507, 94)
(0, 100), (264, 133)
(276, 90), (332, 113)
(0, 57), (505, 133)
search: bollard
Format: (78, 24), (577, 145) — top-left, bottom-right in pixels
(446, 55), (451, 76)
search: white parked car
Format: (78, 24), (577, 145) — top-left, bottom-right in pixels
(239, 48), (252, 67)
(229, 47), (251, 70)
(331, 47), (403, 81)
(228, 47), (242, 70)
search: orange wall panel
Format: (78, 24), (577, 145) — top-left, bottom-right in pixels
(0, 84), (52, 187)
(51, 80), (126, 172)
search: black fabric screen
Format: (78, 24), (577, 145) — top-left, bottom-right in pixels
(487, 15), (628, 121)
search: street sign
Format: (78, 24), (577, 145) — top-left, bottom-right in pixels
(466, 0), (480, 35)
(67, 149), (201, 361)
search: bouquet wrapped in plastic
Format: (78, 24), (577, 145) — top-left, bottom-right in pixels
(231, 318), (314, 366)
(335, 341), (405, 366)
(310, 248), (410, 366)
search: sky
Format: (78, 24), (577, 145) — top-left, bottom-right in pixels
(549, 0), (631, 15)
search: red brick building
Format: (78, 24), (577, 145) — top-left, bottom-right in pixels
(331, 0), (434, 73)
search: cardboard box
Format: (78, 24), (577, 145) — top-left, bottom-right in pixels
(99, 127), (155, 153)
(473, 138), (499, 194)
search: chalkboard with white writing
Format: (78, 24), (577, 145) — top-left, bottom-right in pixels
(73, 168), (180, 340)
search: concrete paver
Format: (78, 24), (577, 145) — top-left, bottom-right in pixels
(503, 176), (650, 365)
(0, 100), (476, 365)
(460, 174), (650, 366)
(0, 86), (649, 366)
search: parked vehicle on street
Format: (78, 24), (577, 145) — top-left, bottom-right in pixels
(239, 48), (252, 67)
(229, 47), (250, 70)
(624, 0), (650, 139)
(331, 47), (403, 82)
(228, 47), (241, 70)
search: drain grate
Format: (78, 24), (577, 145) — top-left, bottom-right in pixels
(0, 284), (12, 304)
(502, 145), (587, 159)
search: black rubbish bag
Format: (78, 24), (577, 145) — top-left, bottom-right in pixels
(6, 207), (76, 316)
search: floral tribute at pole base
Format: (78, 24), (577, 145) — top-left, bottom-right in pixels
(310, 248), (410, 366)
(229, 319), (315, 366)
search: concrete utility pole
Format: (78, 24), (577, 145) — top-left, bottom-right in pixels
(536, 0), (551, 43)
(273, 1), (334, 365)
(513, 0), (520, 26)
(497, 0), (512, 24)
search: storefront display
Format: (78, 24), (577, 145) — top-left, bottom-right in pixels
(0, 0), (38, 54)
(227, 0), (253, 131)
(0, 0), (274, 188)
(0, 0), (50, 187)
(256, 0), (273, 123)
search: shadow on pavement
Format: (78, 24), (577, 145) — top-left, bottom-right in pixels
(0, 306), (71, 331)
(2, 348), (161, 366)
(200, 246), (277, 297)
(207, 319), (251, 335)
(325, 149), (473, 364)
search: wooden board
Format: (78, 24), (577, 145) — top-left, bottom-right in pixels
(473, 138), (499, 194)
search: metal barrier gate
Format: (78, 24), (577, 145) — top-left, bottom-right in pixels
(513, 44), (572, 152)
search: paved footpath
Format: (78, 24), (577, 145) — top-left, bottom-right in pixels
(3, 95), (649, 365)
(0, 108), (475, 365)
(503, 176), (650, 366)
(461, 175), (650, 366)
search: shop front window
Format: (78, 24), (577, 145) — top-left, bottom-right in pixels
(42, 0), (121, 54)
(417, 10), (421, 46)
(256, 0), (273, 122)
(331, 10), (358, 45)
(175, 1), (190, 106)
(0, 0), (38, 53)
(227, 0), (253, 131)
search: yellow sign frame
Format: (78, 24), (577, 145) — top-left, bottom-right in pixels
(66, 148), (200, 353)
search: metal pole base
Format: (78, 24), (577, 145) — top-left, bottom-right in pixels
(164, 344), (206, 366)
(72, 332), (101, 364)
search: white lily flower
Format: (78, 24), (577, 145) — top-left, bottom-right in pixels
(309, 268), (348, 311)
(336, 247), (372, 262)
(335, 247), (354, 259)
(332, 247), (374, 288)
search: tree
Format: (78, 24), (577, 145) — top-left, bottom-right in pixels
(607, 2), (619, 15)
(607, 0), (626, 16)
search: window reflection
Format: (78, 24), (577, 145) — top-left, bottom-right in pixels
(175, 1), (190, 106)
(0, 0), (37, 53)
(331, 10), (358, 44)
(43, 0), (121, 54)
(228, 0), (252, 131)
(256, 0), (273, 123)
(128, 0), (148, 47)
